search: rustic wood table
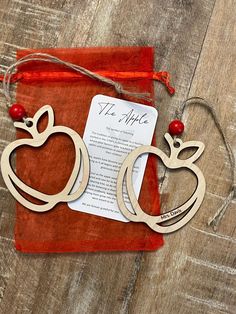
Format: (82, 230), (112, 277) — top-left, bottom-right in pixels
(0, 1), (235, 313)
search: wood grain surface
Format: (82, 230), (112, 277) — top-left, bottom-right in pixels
(0, 0), (235, 313)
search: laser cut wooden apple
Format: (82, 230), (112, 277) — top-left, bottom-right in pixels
(117, 133), (206, 233)
(1, 105), (90, 212)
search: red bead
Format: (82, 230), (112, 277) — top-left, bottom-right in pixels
(168, 119), (184, 136)
(9, 104), (26, 121)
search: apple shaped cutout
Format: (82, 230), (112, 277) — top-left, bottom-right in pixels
(1, 105), (90, 212)
(116, 133), (206, 233)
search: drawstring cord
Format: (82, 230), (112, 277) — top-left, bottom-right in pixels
(176, 97), (235, 231)
(0, 52), (175, 108)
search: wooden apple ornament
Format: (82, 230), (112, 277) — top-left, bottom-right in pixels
(1, 105), (90, 212)
(116, 133), (206, 233)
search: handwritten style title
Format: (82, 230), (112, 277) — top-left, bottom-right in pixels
(98, 102), (149, 126)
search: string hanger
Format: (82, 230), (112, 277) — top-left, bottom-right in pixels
(175, 97), (236, 231)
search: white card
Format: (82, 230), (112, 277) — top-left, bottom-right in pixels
(68, 95), (158, 222)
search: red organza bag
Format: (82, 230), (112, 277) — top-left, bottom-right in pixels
(13, 47), (169, 252)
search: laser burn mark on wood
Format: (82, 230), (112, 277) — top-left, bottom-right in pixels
(160, 208), (182, 220)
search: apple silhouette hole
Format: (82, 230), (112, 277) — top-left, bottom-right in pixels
(1, 105), (90, 212)
(117, 133), (206, 233)
(13, 133), (76, 195)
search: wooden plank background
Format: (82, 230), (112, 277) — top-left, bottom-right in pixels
(0, 0), (235, 313)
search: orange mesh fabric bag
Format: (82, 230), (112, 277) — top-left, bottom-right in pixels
(14, 47), (164, 252)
